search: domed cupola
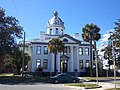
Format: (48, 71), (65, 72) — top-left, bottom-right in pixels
(47, 11), (65, 35)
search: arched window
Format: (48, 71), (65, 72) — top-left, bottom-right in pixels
(50, 29), (52, 34)
(63, 38), (68, 42)
(61, 29), (63, 35)
(56, 28), (58, 34)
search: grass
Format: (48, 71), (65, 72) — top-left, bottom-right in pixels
(83, 77), (120, 81)
(65, 83), (98, 88)
(0, 73), (14, 76)
(111, 82), (120, 85)
(117, 83), (120, 85)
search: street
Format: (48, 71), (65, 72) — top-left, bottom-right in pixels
(0, 77), (120, 90)
(0, 83), (78, 90)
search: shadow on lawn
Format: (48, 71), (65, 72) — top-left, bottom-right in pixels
(0, 76), (50, 85)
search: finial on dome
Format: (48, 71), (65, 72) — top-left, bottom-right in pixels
(54, 11), (58, 17)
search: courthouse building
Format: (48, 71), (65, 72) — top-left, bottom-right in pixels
(23, 11), (92, 75)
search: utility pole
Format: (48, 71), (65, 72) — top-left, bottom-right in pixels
(110, 31), (117, 89)
(22, 31), (25, 77)
(94, 41), (99, 85)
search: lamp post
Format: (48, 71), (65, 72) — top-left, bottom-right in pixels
(94, 41), (99, 85)
(110, 32), (116, 89)
(112, 41), (116, 89)
(90, 30), (99, 84)
(22, 31), (25, 77)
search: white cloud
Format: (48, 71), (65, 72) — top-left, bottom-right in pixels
(100, 33), (110, 43)
(100, 29), (114, 44)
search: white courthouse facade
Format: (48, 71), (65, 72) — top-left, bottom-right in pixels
(24, 11), (92, 75)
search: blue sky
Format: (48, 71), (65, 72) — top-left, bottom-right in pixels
(1, 0), (120, 48)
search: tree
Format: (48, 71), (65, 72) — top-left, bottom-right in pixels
(48, 38), (64, 74)
(101, 45), (113, 76)
(14, 46), (31, 74)
(108, 19), (120, 69)
(0, 7), (23, 73)
(82, 23), (101, 76)
(2, 46), (31, 74)
(109, 19), (120, 47)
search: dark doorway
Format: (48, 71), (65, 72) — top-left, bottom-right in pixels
(63, 63), (67, 73)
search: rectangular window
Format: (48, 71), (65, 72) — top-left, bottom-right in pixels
(64, 47), (67, 55)
(79, 60), (83, 69)
(86, 60), (90, 68)
(44, 46), (48, 54)
(79, 47), (83, 55)
(36, 59), (41, 68)
(85, 47), (89, 55)
(43, 59), (48, 69)
(36, 46), (41, 54)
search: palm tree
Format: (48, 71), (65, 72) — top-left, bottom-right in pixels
(82, 23), (101, 76)
(109, 19), (120, 48)
(48, 38), (64, 74)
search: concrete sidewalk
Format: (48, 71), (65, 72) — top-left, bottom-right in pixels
(65, 82), (120, 90)
(84, 82), (120, 90)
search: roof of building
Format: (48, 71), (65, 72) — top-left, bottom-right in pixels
(59, 34), (81, 44)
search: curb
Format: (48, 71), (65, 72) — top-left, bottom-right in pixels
(85, 86), (102, 89)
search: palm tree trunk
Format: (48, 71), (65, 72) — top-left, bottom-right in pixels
(54, 52), (57, 75)
(90, 36), (93, 77)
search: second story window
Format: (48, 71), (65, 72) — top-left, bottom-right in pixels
(56, 28), (58, 34)
(36, 46), (41, 54)
(79, 47), (83, 55)
(85, 47), (89, 55)
(64, 47), (67, 55)
(44, 46), (48, 54)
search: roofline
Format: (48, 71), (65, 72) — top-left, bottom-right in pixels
(59, 34), (81, 44)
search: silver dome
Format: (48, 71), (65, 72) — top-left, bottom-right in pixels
(48, 11), (65, 28)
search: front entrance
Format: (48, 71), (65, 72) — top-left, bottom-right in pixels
(63, 62), (67, 73)
(60, 54), (69, 73)
(60, 60), (68, 73)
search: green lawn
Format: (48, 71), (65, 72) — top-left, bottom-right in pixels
(65, 83), (98, 88)
(0, 73), (14, 76)
(83, 77), (120, 81)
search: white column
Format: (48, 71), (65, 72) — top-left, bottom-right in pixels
(56, 53), (60, 72)
(31, 46), (36, 72)
(76, 46), (79, 72)
(31, 56), (36, 72)
(70, 46), (74, 72)
(51, 53), (54, 72)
